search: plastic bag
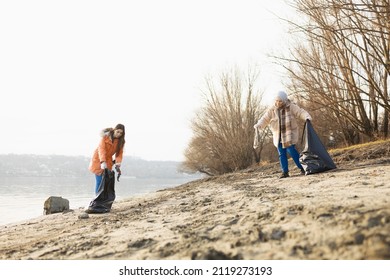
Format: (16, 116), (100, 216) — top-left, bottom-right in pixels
(86, 169), (116, 213)
(299, 120), (336, 175)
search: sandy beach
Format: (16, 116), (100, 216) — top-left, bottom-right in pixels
(0, 142), (389, 260)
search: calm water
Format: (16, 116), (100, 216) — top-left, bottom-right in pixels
(0, 175), (200, 226)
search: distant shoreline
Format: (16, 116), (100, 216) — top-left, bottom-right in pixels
(0, 154), (199, 178)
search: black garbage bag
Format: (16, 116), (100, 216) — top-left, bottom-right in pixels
(299, 120), (336, 175)
(86, 169), (116, 213)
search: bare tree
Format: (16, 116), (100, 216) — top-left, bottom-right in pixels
(277, 0), (390, 145)
(182, 67), (266, 176)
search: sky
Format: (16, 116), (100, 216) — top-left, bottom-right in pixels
(0, 0), (294, 161)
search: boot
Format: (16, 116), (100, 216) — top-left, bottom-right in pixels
(300, 168), (305, 175)
(279, 172), (290, 179)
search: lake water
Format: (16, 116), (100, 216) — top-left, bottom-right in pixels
(0, 175), (201, 226)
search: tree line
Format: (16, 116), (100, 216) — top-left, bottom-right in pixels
(280, 0), (389, 146)
(182, 0), (390, 176)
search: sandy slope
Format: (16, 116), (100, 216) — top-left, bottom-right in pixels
(0, 148), (390, 260)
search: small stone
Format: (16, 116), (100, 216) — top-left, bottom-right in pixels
(367, 216), (381, 228)
(271, 228), (286, 240)
(78, 213), (89, 219)
(354, 233), (365, 245)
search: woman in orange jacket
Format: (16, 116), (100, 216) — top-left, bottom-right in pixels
(89, 124), (125, 194)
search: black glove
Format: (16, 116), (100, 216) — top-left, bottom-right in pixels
(115, 165), (121, 181)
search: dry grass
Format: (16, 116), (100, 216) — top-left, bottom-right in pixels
(329, 139), (390, 154)
(328, 139), (390, 165)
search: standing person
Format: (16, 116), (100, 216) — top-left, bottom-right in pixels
(254, 91), (312, 178)
(89, 124), (125, 194)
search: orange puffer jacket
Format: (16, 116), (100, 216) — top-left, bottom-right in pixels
(89, 135), (124, 175)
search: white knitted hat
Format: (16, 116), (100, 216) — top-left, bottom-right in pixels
(275, 91), (288, 102)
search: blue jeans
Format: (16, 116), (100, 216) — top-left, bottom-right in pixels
(95, 174), (103, 194)
(277, 143), (303, 173)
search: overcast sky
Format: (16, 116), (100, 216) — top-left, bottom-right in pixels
(0, 0), (294, 161)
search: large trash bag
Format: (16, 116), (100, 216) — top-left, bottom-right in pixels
(299, 120), (336, 175)
(86, 169), (116, 213)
